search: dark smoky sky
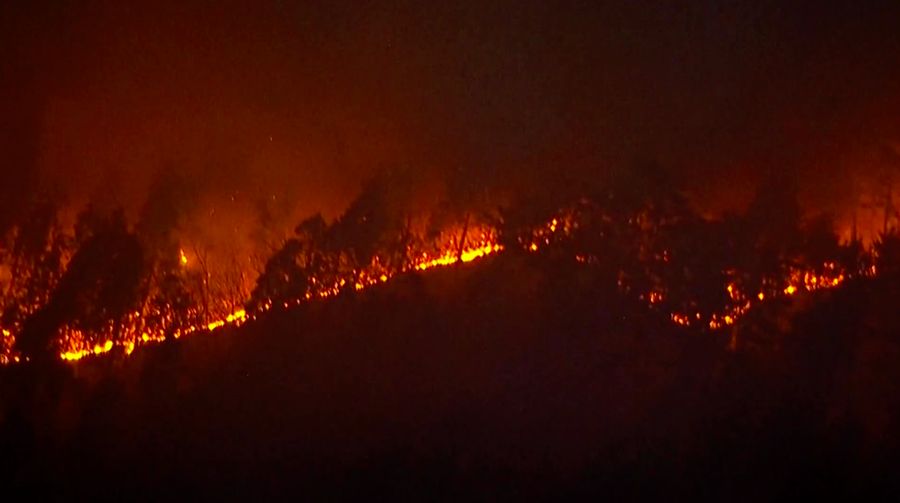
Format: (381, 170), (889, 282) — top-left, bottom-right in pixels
(2, 0), (900, 232)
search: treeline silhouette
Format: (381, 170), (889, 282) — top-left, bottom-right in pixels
(2, 163), (899, 364)
(0, 170), (215, 362)
(2, 163), (900, 497)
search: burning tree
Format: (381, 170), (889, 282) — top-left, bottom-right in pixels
(136, 166), (204, 333)
(0, 198), (68, 323)
(247, 213), (330, 312)
(0, 196), (69, 359)
(247, 169), (428, 312)
(328, 169), (420, 278)
(15, 208), (146, 361)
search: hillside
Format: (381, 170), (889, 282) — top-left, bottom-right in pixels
(2, 253), (900, 499)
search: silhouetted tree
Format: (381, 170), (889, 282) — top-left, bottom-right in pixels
(247, 213), (332, 311)
(496, 191), (567, 252)
(294, 213), (330, 278)
(144, 246), (202, 340)
(874, 230), (900, 276)
(837, 238), (871, 277)
(800, 214), (841, 267)
(135, 168), (203, 337)
(581, 161), (694, 301)
(430, 168), (502, 262)
(737, 171), (803, 293)
(0, 197), (69, 332)
(658, 217), (734, 322)
(247, 238), (307, 312)
(330, 170), (417, 277)
(16, 208), (145, 361)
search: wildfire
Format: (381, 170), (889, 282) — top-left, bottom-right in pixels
(0, 205), (870, 366)
(56, 307), (251, 362)
(414, 242), (503, 271)
(36, 235), (505, 363)
(637, 261), (850, 332)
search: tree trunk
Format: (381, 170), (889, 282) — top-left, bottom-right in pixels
(456, 213), (470, 263)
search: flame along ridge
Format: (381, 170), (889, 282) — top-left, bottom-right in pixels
(1, 212), (866, 365)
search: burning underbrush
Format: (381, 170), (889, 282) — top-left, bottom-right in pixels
(0, 167), (897, 366)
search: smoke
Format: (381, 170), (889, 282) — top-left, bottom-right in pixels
(1, 1), (898, 246)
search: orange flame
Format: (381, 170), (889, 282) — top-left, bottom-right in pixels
(0, 210), (866, 365)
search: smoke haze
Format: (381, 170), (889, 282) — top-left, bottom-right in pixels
(2, 1), (899, 241)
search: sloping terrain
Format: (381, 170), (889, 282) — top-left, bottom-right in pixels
(2, 254), (900, 500)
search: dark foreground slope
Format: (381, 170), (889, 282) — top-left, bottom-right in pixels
(2, 253), (900, 500)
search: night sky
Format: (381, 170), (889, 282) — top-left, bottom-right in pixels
(2, 1), (899, 237)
